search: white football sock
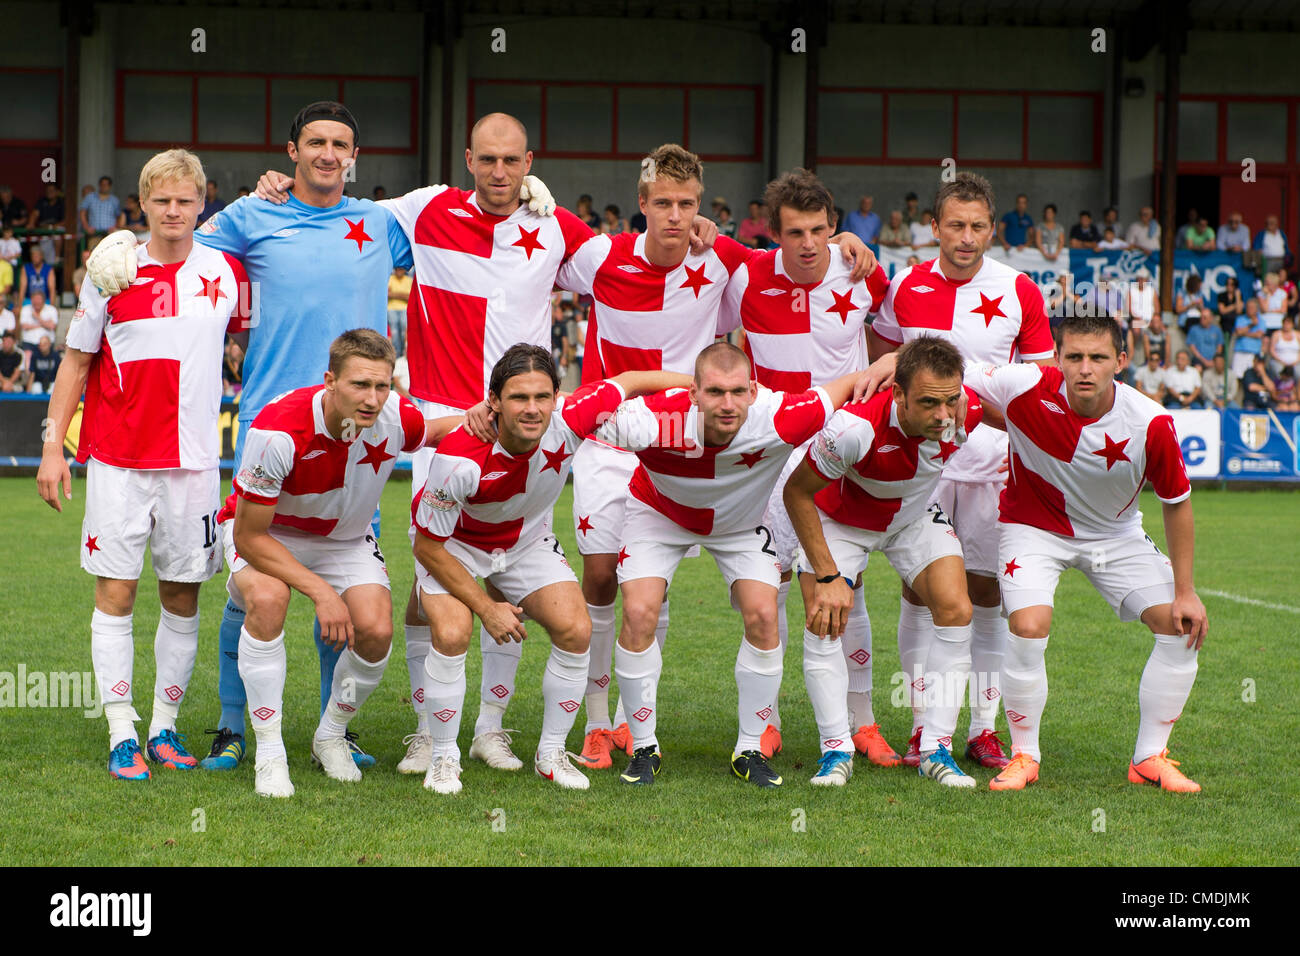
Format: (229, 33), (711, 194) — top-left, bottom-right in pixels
(802, 629), (851, 754)
(968, 603), (1007, 738)
(919, 623), (972, 753)
(238, 628), (287, 764)
(735, 638), (782, 756)
(476, 624), (521, 735)
(1001, 633), (1049, 761)
(584, 602), (616, 732)
(149, 608), (199, 739)
(92, 609), (137, 747)
(424, 647), (467, 760)
(318, 647), (390, 740)
(842, 585), (874, 727)
(613, 600), (670, 728)
(540, 645), (589, 753)
(770, 579), (791, 731)
(614, 641), (661, 751)
(897, 597), (933, 733)
(1134, 634), (1199, 763)
(404, 624), (431, 734)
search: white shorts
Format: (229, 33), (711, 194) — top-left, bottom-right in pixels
(932, 478), (1002, 576)
(796, 504), (964, 588)
(81, 459), (223, 583)
(415, 533), (579, 607)
(759, 445), (804, 573)
(224, 522), (390, 610)
(617, 499), (781, 590)
(997, 522), (1175, 622)
(572, 440), (637, 555)
(410, 399), (465, 506)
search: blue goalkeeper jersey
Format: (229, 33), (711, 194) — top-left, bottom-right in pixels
(196, 193), (413, 422)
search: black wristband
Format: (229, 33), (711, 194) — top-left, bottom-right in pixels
(815, 573), (841, 584)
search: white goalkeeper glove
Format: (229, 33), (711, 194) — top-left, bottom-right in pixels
(86, 230), (140, 297)
(520, 175), (555, 218)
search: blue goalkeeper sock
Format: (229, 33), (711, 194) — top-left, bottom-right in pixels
(217, 599), (247, 735)
(315, 618), (342, 717)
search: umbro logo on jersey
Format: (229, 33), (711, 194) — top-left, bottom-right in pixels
(482, 470), (508, 481)
(270, 228), (300, 238)
(617, 264), (643, 274)
(878, 444), (900, 453)
(448, 208), (473, 218)
(760, 288), (786, 296)
(301, 450), (326, 460)
(1040, 400), (1065, 414)
(912, 285), (934, 293)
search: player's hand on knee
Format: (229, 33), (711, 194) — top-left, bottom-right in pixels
(463, 401), (498, 442)
(520, 175), (555, 218)
(36, 451), (72, 512)
(315, 592), (355, 649)
(809, 577), (852, 638)
(255, 170), (294, 204)
(482, 602), (527, 644)
(1172, 592), (1209, 650)
(86, 230), (139, 296)
(689, 215), (718, 253)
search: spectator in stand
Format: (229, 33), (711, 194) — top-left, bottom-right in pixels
(1173, 208), (1200, 249)
(27, 334), (60, 394)
(0, 299), (13, 337)
(198, 179), (226, 225)
(1142, 311), (1169, 366)
(1216, 275), (1244, 338)
(1068, 210), (1101, 250)
(1162, 349), (1204, 409)
(222, 338), (243, 397)
(1101, 206), (1120, 234)
(0, 185), (27, 230)
(575, 194), (600, 231)
(997, 192), (1033, 252)
(1185, 217), (1216, 252)
(1241, 354), (1276, 409)
(1035, 203), (1065, 261)
(1134, 350), (1166, 404)
(1043, 271), (1073, 330)
(1217, 212), (1251, 253)
(19, 289), (57, 362)
(738, 200), (773, 248)
(600, 203), (629, 235)
(843, 195), (881, 244)
(28, 184), (65, 266)
(387, 266), (412, 357)
(372, 186), (387, 202)
(1258, 271), (1287, 331)
(1278, 266), (1298, 317)
(71, 247), (90, 293)
(1253, 215), (1289, 274)
(550, 301), (570, 381)
(1185, 309), (1225, 370)
(877, 209), (910, 249)
(909, 209), (937, 251)
(1200, 353), (1234, 408)
(0, 331), (23, 392)
(1266, 314), (1300, 379)
(18, 246), (55, 306)
(1097, 226), (1127, 250)
(1275, 366), (1299, 411)
(1175, 274), (1210, 333)
(1232, 298), (1268, 383)
(716, 204), (737, 239)
(0, 224), (20, 267)
(629, 208), (647, 234)
(901, 191), (920, 225)
(79, 176), (121, 243)
(1128, 267), (1159, 337)
(116, 192), (149, 236)
(237, 186), (252, 198)
(1125, 205), (1161, 254)
(0, 251), (12, 303)
(574, 307), (587, 380)
(710, 196), (726, 220)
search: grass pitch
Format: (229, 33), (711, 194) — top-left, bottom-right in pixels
(1, 477), (1296, 866)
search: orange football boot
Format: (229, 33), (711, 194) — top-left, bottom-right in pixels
(1128, 750), (1201, 793)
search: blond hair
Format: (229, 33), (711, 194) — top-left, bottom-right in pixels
(328, 328), (396, 377)
(638, 143), (704, 200)
(138, 149), (206, 203)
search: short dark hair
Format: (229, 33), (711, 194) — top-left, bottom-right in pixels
(1056, 315), (1125, 356)
(604, 204), (620, 217)
(1079, 210), (1092, 219)
(764, 168), (836, 235)
(694, 341), (751, 382)
(290, 101), (359, 148)
(99, 176), (112, 185)
(1044, 203), (1057, 215)
(489, 343), (559, 399)
(894, 335), (965, 393)
(932, 171), (995, 226)
(328, 328), (394, 376)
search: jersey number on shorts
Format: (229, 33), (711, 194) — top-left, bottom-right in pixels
(927, 503), (954, 529)
(200, 510), (219, 549)
(754, 525), (776, 557)
(365, 533), (386, 565)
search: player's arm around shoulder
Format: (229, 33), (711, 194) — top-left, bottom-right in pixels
(35, 346), (95, 511)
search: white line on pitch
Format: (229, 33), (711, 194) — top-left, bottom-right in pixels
(1202, 589), (1300, 615)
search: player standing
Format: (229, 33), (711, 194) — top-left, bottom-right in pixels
(411, 344), (688, 794)
(868, 172), (1054, 768)
(785, 337), (984, 787)
(37, 149), (249, 778)
(962, 315), (1207, 792)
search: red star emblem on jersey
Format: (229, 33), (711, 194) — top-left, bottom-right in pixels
(195, 275), (226, 307)
(85, 534), (101, 555)
(971, 292), (1007, 327)
(931, 440), (959, 463)
(357, 438), (395, 474)
(1093, 433), (1131, 470)
(680, 264), (712, 298)
(735, 449), (766, 469)
(1003, 558), (1020, 577)
(513, 225), (545, 259)
(344, 218), (372, 252)
(577, 515), (594, 535)
(827, 289), (858, 324)
(617, 547), (630, 566)
(541, 446), (571, 474)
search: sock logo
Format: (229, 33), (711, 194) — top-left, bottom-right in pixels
(163, 685), (183, 702)
(983, 687), (1000, 700)
(1006, 709), (1026, 722)
(848, 649), (870, 665)
(755, 706), (773, 721)
(412, 688), (424, 704)
(939, 736), (952, 747)
(911, 677), (926, 692)
(594, 674), (609, 688)
(632, 707), (653, 722)
(432, 708), (457, 722)
(558, 699), (579, 713)
(824, 738), (843, 748)
(489, 684), (510, 699)
(336, 702), (356, 712)
(251, 706), (276, 721)
(111, 681), (130, 697)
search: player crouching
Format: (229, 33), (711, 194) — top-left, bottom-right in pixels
(224, 329), (456, 797)
(411, 344), (688, 795)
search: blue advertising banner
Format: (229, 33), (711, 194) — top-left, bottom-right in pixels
(1221, 408), (1299, 480)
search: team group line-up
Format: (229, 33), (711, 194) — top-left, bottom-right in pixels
(35, 100), (1209, 798)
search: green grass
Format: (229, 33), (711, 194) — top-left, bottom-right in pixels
(1, 477), (1297, 865)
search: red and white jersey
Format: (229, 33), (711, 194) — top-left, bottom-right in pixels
(964, 362), (1191, 540)
(596, 386), (834, 536)
(872, 256), (1053, 483)
(719, 247), (889, 392)
(68, 244), (250, 470)
(382, 186), (594, 409)
(414, 380), (626, 552)
(806, 387), (984, 534)
(558, 232), (750, 377)
(222, 386), (427, 540)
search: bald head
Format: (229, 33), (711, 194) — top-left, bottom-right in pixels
(694, 342), (751, 383)
(466, 112), (533, 215)
(470, 112), (528, 152)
